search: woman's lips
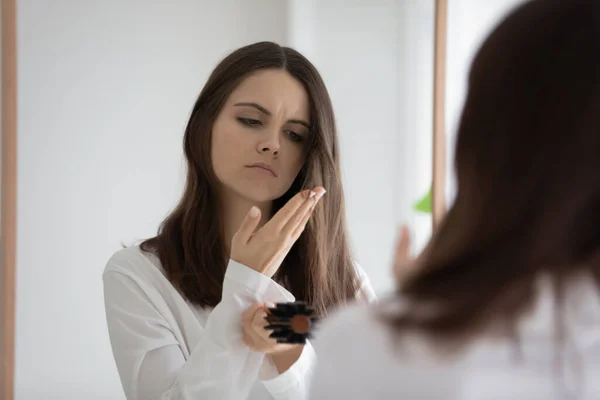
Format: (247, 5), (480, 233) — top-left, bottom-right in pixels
(246, 163), (277, 177)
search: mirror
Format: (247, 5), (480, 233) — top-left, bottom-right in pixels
(11, 1), (436, 398)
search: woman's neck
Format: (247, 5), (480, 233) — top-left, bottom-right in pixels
(220, 188), (272, 255)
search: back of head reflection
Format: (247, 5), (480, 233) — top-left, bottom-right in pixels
(309, 1), (600, 399)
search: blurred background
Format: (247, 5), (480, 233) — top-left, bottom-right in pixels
(4, 0), (524, 398)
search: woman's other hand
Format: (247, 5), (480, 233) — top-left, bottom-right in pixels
(242, 303), (304, 373)
(242, 302), (301, 353)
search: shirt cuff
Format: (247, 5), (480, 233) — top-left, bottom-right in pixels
(224, 259), (296, 302)
(224, 259), (273, 295)
(259, 341), (316, 396)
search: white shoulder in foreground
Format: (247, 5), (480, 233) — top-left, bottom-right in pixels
(309, 275), (600, 400)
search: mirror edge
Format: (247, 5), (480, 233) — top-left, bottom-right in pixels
(432, 0), (448, 230)
(1, 0), (17, 398)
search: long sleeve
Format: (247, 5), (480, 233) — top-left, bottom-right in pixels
(258, 342), (316, 400)
(103, 258), (298, 400)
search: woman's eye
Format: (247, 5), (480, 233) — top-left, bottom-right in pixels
(237, 117), (262, 127)
(287, 131), (304, 143)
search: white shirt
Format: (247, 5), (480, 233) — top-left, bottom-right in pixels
(103, 246), (375, 400)
(309, 274), (600, 400)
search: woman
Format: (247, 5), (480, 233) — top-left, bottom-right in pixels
(103, 42), (375, 400)
(309, 0), (600, 399)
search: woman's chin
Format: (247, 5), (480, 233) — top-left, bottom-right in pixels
(220, 180), (281, 205)
(236, 183), (290, 204)
(237, 188), (283, 205)
(245, 193), (280, 205)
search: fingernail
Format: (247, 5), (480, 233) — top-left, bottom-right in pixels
(249, 206), (259, 218)
(316, 189), (327, 201)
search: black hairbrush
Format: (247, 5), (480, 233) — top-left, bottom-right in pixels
(264, 301), (319, 344)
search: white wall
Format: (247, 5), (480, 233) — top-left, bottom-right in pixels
(445, 0), (526, 203)
(16, 1), (433, 398)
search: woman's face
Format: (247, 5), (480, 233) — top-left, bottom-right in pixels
(211, 69), (311, 203)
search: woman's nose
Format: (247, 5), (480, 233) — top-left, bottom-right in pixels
(256, 128), (281, 156)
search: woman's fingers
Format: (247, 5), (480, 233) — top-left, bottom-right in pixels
(242, 330), (256, 348)
(242, 303), (264, 330)
(268, 189), (314, 231)
(242, 303), (304, 354)
(242, 303), (272, 351)
(283, 188), (325, 239)
(242, 303), (265, 349)
(268, 187), (324, 232)
(233, 206), (262, 245)
(251, 306), (270, 339)
(290, 200), (317, 241)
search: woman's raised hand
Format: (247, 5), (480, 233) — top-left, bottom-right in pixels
(230, 187), (326, 278)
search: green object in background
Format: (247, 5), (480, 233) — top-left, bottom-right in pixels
(413, 186), (432, 214)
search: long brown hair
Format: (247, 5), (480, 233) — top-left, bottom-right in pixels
(392, 0), (600, 342)
(141, 42), (360, 315)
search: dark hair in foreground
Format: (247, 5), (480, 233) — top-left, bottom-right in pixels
(391, 0), (600, 342)
(141, 42), (361, 315)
